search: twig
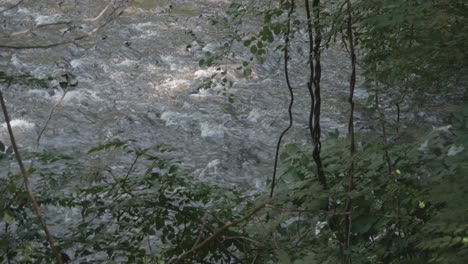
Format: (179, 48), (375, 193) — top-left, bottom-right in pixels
(191, 213), (209, 250)
(123, 153), (140, 182)
(0, 0), (25, 14)
(36, 89), (67, 148)
(264, 204), (352, 216)
(224, 236), (262, 245)
(5, 222), (11, 264)
(0, 86), (63, 264)
(250, 254), (258, 264)
(146, 236), (155, 262)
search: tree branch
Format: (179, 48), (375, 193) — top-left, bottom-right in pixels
(170, 203), (268, 264)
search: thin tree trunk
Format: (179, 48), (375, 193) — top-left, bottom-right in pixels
(344, 0), (357, 262)
(270, 0), (296, 198)
(0, 87), (63, 264)
(305, 0), (327, 189)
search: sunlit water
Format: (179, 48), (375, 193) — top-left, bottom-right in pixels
(0, 0), (362, 190)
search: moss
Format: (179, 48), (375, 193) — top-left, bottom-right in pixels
(132, 0), (168, 10)
(172, 4), (201, 16)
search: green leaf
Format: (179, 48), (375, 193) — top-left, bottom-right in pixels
(262, 27), (274, 43)
(250, 45), (258, 54)
(272, 23), (282, 35)
(419, 201), (426, 209)
(3, 212), (13, 225)
(87, 140), (126, 154)
(243, 68), (252, 77)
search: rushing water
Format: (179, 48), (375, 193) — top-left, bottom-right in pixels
(0, 0), (362, 189)
(5, 1), (459, 262)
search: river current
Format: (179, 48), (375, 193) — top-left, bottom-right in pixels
(0, 0), (360, 189)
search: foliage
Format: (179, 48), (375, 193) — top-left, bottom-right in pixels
(256, 105), (468, 263)
(0, 142), (258, 263)
(192, 1), (468, 262)
(355, 0), (468, 104)
(0, 71), (51, 89)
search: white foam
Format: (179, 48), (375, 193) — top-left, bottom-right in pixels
(189, 89), (213, 97)
(17, 7), (32, 15)
(27, 89), (50, 98)
(1, 119), (35, 130)
(433, 125), (452, 132)
(160, 56), (187, 71)
(132, 22), (156, 30)
(206, 159), (221, 168)
(200, 122), (224, 138)
(193, 68), (217, 79)
(160, 55), (176, 64)
(448, 145), (464, 156)
(158, 79), (190, 91)
(117, 59), (137, 67)
(0, 119), (37, 147)
(202, 43), (220, 53)
(11, 55), (22, 68)
(247, 109), (262, 122)
(63, 89), (103, 105)
(70, 59), (83, 68)
(160, 112), (188, 126)
(35, 14), (62, 25)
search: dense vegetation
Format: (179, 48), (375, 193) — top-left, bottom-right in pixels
(1, 0), (467, 263)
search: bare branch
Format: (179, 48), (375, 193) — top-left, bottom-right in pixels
(82, 0), (116, 23)
(8, 0), (116, 37)
(36, 90), (67, 147)
(264, 204), (352, 216)
(0, 1), (127, 50)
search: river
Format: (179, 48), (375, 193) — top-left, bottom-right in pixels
(0, 0), (361, 190)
